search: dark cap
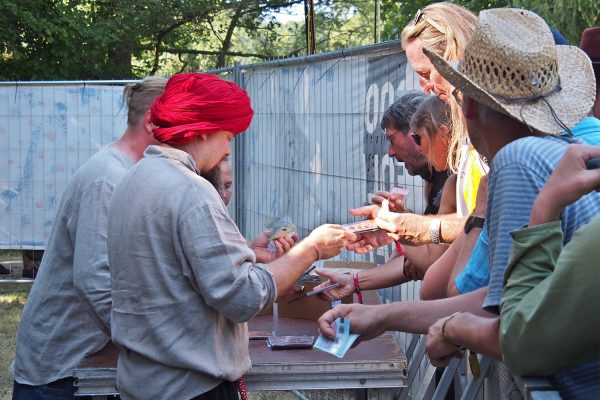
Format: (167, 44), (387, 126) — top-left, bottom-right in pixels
(580, 27), (600, 80)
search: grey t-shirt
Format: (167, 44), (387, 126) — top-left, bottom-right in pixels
(12, 146), (133, 385)
(108, 145), (276, 400)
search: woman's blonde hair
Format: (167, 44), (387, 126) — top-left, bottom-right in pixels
(410, 96), (454, 166)
(401, 2), (477, 172)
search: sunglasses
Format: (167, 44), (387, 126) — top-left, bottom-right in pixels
(410, 130), (422, 146)
(410, 9), (444, 33)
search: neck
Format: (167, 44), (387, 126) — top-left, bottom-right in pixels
(175, 137), (205, 172)
(486, 123), (542, 162)
(111, 125), (153, 162)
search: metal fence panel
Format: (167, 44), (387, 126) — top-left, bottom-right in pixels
(0, 83), (129, 249)
(227, 40), (424, 267)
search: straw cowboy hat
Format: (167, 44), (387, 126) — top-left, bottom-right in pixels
(424, 8), (595, 134)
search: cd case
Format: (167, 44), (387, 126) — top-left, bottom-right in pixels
(266, 335), (315, 350)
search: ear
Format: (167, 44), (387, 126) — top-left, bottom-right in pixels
(143, 110), (154, 135)
(461, 95), (479, 121)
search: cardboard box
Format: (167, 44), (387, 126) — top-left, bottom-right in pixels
(258, 277), (352, 320)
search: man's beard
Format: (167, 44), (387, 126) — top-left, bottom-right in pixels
(202, 163), (221, 192)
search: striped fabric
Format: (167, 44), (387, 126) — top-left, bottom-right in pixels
(552, 359), (600, 399)
(484, 135), (600, 312)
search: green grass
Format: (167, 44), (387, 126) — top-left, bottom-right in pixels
(0, 283), (30, 400)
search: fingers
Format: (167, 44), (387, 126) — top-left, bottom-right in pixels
(349, 205), (379, 218)
(317, 308), (341, 339)
(315, 269), (336, 282)
(276, 236), (294, 253)
(374, 216), (398, 233)
(372, 191), (391, 207)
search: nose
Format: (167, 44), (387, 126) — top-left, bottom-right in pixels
(419, 78), (433, 94)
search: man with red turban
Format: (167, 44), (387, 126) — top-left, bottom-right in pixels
(107, 73), (354, 400)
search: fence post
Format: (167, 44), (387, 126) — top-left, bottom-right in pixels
(232, 61), (246, 233)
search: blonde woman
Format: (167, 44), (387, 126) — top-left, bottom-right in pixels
(401, 2), (487, 216)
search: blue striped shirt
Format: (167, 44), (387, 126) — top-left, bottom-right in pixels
(484, 135), (600, 312)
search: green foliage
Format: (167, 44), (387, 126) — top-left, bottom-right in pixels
(380, 0), (599, 45)
(0, 0), (597, 80)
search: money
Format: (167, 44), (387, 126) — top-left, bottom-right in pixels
(313, 318), (360, 358)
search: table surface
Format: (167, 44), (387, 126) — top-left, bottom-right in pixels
(74, 291), (407, 395)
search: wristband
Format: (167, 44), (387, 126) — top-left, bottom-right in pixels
(429, 218), (442, 244)
(395, 241), (405, 256)
(353, 272), (363, 304)
(440, 311), (481, 379)
(441, 311), (466, 351)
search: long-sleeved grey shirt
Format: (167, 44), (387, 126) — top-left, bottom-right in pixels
(12, 146), (133, 385)
(108, 145), (276, 400)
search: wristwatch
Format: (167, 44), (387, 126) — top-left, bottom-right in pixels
(429, 218), (442, 244)
(464, 216), (485, 234)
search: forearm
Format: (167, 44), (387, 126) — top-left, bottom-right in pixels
(396, 214), (466, 246)
(357, 256), (411, 290)
(267, 241), (318, 300)
(447, 228), (484, 296)
(403, 244), (447, 273)
(381, 287), (489, 334)
(444, 313), (502, 360)
(420, 237), (460, 300)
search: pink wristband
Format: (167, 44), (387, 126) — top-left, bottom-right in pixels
(353, 272), (363, 304)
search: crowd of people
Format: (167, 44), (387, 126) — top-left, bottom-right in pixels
(9, 2), (599, 400)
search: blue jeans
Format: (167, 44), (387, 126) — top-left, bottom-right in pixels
(12, 377), (92, 400)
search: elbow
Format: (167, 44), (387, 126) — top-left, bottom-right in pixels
(446, 281), (461, 298)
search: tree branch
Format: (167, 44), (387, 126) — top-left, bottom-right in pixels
(138, 46), (270, 60)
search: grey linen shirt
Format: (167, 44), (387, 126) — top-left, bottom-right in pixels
(108, 145), (277, 400)
(12, 146), (133, 385)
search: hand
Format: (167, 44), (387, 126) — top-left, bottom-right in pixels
(347, 204), (395, 251)
(425, 316), (464, 368)
(317, 303), (387, 341)
(372, 191), (406, 212)
(347, 229), (394, 253)
(361, 199), (424, 244)
(313, 269), (355, 301)
(305, 224), (356, 260)
(403, 258), (421, 281)
(250, 231), (298, 264)
(531, 144), (600, 225)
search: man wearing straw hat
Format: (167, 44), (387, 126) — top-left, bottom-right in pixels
(318, 7), (599, 389)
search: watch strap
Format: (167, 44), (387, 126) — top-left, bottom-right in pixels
(464, 216), (485, 234)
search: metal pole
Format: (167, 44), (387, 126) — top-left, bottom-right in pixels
(304, 0), (316, 54)
(232, 61), (246, 233)
(375, 0), (381, 43)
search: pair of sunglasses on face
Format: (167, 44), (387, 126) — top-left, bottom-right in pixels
(385, 128), (422, 146)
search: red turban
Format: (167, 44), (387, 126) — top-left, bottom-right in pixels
(150, 72), (254, 145)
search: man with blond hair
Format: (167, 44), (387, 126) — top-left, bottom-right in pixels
(12, 77), (167, 399)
